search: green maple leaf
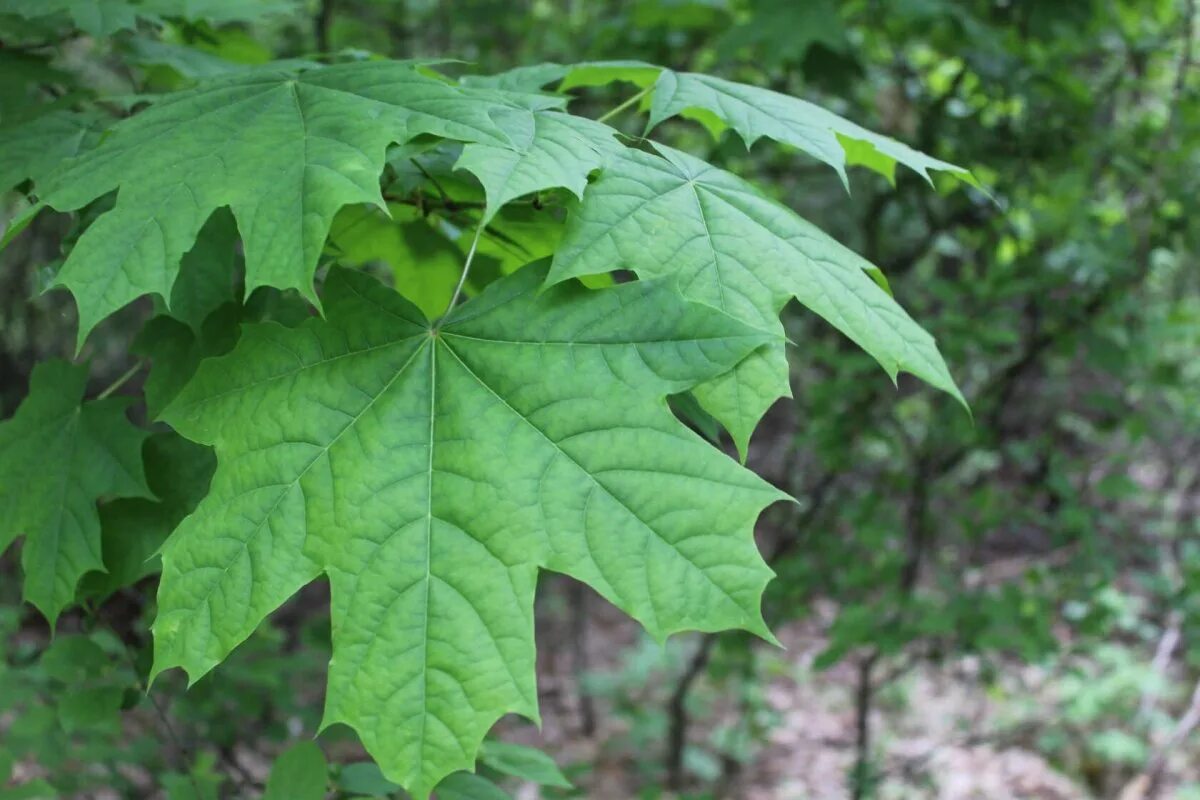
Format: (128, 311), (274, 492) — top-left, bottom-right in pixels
(327, 203), (463, 318)
(384, 106), (618, 235)
(81, 432), (216, 601)
(0, 50), (75, 119)
(461, 62), (576, 93)
(548, 143), (964, 453)
(646, 69), (974, 188)
(435, 772), (511, 800)
(466, 59), (661, 94)
(499, 60), (976, 188)
(478, 740), (571, 788)
(137, 0), (296, 25)
(557, 61), (663, 91)
(123, 37), (254, 81)
(0, 110), (105, 193)
(0, 361), (151, 623)
(263, 741), (329, 800)
(157, 207), (240, 333)
(456, 108), (621, 222)
(0, 0), (139, 37)
(0, 0), (292, 36)
(135, 308), (240, 419)
(33, 62), (581, 346)
(153, 263), (784, 796)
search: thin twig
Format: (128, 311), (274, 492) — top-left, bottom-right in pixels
(84, 602), (208, 797)
(410, 158), (457, 211)
(1139, 612), (1183, 722)
(1138, 674), (1200, 799)
(382, 192), (549, 214)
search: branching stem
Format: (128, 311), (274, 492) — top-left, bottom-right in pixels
(411, 158), (456, 211)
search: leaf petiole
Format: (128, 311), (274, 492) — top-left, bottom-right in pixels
(440, 222), (485, 322)
(596, 86), (652, 125)
(95, 358), (147, 400)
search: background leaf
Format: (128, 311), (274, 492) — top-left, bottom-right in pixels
(263, 741), (329, 800)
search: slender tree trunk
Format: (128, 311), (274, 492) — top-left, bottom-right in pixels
(666, 635), (716, 790)
(568, 580), (596, 737)
(1122, 673), (1200, 800)
(851, 651), (880, 800)
(314, 0), (334, 53)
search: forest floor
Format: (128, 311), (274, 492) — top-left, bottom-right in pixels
(521, 585), (1198, 800)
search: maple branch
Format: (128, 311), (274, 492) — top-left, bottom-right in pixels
(851, 650), (882, 800)
(410, 158), (458, 211)
(382, 192), (487, 213)
(314, 0), (335, 53)
(665, 634), (717, 790)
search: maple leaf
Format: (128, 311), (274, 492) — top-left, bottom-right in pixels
(0, 0), (293, 36)
(0, 361), (151, 623)
(138, 0), (296, 25)
(326, 203), (463, 319)
(0, 0), (140, 37)
(456, 108), (621, 222)
(461, 62), (579, 93)
(80, 432), (216, 601)
(646, 68), (978, 188)
(152, 263), (784, 796)
(157, 206), (240, 333)
(32, 62), (587, 346)
(478, 60), (977, 188)
(548, 143), (964, 453)
(0, 110), (105, 193)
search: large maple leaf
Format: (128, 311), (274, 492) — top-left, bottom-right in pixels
(152, 263), (785, 796)
(548, 143), (964, 454)
(468, 60), (979, 188)
(0, 0), (293, 37)
(34, 61), (596, 345)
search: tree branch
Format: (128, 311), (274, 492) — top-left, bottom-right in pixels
(314, 0), (334, 53)
(665, 635), (717, 790)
